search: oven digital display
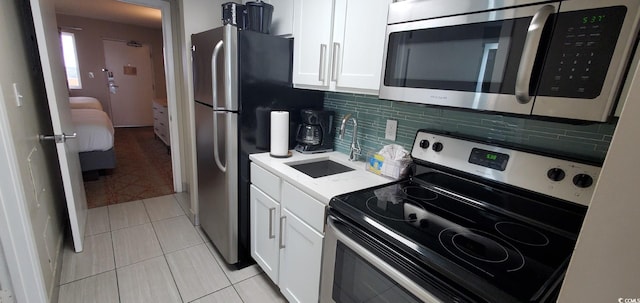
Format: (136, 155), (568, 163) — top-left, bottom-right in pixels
(469, 148), (509, 171)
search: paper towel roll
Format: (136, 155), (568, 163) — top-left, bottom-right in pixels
(270, 111), (289, 157)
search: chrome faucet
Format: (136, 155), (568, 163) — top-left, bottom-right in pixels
(339, 113), (361, 161)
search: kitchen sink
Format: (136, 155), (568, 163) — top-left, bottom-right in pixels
(288, 159), (355, 178)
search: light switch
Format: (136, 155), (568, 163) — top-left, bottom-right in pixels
(385, 119), (397, 141)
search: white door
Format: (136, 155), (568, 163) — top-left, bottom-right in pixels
(292, 0), (334, 88)
(103, 40), (154, 127)
(278, 208), (324, 303)
(29, 0), (87, 252)
(333, 0), (391, 92)
(250, 185), (281, 284)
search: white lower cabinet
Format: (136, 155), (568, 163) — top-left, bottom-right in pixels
(278, 208), (324, 303)
(152, 99), (170, 146)
(250, 163), (325, 302)
(250, 185), (281, 283)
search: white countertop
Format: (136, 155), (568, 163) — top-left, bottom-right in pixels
(250, 151), (395, 204)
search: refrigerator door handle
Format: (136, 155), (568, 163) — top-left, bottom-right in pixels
(211, 40), (225, 110)
(212, 111), (227, 172)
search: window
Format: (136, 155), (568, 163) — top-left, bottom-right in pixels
(60, 32), (81, 89)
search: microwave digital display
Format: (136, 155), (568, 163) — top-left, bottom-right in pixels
(582, 15), (606, 24)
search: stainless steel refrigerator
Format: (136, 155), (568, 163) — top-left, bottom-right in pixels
(192, 25), (323, 266)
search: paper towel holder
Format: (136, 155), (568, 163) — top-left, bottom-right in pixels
(270, 150), (292, 158)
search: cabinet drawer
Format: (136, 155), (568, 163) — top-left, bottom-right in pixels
(251, 163), (281, 201)
(282, 181), (325, 233)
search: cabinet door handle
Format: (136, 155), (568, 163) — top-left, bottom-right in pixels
(319, 44), (327, 82)
(268, 208), (276, 239)
(331, 42), (340, 81)
(279, 216), (286, 249)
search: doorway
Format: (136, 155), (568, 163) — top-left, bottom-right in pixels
(55, 1), (182, 208)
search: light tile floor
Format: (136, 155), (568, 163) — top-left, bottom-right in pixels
(59, 194), (287, 303)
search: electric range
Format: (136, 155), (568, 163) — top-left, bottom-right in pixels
(320, 130), (601, 303)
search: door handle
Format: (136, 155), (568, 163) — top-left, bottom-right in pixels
(211, 40), (225, 110)
(331, 42), (340, 81)
(319, 44), (327, 82)
(39, 133), (77, 143)
(268, 208), (276, 239)
(279, 216), (286, 248)
(515, 5), (555, 104)
(212, 111), (227, 173)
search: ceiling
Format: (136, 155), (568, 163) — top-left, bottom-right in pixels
(54, 0), (162, 29)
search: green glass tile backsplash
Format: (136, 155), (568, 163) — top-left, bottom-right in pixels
(323, 92), (616, 163)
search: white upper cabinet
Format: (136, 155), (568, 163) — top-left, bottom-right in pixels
(292, 0), (334, 88)
(292, 0), (392, 95)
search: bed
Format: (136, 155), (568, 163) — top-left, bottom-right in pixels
(70, 108), (116, 174)
(69, 96), (104, 111)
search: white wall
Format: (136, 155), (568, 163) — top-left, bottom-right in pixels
(0, 0), (67, 301)
(559, 51), (640, 300)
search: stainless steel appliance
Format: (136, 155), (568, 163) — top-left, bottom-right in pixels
(380, 0), (640, 122)
(192, 25), (323, 266)
(294, 109), (334, 153)
(320, 129), (601, 302)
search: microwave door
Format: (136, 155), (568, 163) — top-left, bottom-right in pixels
(379, 3), (560, 115)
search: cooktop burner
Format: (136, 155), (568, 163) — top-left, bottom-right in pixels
(330, 174), (586, 302)
(402, 186), (438, 201)
(495, 222), (550, 247)
(439, 227), (525, 276)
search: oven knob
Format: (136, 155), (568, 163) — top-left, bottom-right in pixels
(573, 174), (594, 188)
(547, 168), (565, 182)
(419, 139), (430, 149)
(432, 142), (444, 152)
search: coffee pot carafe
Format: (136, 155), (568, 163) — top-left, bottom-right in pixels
(295, 109), (334, 153)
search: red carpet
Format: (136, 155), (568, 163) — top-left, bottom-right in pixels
(85, 127), (174, 208)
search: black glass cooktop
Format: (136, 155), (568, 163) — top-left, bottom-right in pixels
(330, 171), (587, 302)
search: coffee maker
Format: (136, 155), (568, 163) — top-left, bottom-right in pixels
(295, 109), (335, 153)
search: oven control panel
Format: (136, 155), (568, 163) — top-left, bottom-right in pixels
(411, 130), (602, 206)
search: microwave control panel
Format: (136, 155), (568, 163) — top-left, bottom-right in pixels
(538, 6), (627, 99)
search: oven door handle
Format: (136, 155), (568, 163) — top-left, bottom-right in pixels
(515, 4), (555, 104)
(327, 217), (443, 303)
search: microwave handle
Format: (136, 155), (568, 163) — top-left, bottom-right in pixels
(515, 5), (555, 104)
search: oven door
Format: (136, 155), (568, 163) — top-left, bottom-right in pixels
(320, 215), (471, 303)
(380, 3), (559, 115)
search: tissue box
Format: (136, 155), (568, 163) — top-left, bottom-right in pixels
(365, 153), (412, 180)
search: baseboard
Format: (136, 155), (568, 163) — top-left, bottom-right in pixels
(48, 231), (64, 303)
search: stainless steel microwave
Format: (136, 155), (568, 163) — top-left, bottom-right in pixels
(379, 0), (640, 122)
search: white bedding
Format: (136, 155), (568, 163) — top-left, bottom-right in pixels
(71, 109), (114, 152)
(69, 96), (103, 111)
